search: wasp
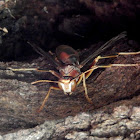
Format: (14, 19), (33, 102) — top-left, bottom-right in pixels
(10, 31), (140, 112)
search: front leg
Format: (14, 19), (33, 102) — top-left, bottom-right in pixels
(82, 73), (93, 104)
(37, 86), (60, 112)
(31, 80), (61, 112)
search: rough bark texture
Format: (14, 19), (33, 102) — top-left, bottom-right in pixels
(0, 106), (140, 140)
(0, 0), (140, 139)
(0, 40), (140, 139)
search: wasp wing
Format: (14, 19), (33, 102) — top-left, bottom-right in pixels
(27, 42), (59, 67)
(80, 31), (127, 68)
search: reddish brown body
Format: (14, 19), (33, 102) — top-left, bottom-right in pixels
(56, 45), (81, 78)
(56, 45), (79, 66)
(12, 31), (136, 112)
(55, 45), (82, 94)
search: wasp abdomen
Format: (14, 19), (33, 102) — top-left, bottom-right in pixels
(56, 45), (79, 65)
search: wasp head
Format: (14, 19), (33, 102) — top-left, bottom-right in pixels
(58, 77), (76, 95)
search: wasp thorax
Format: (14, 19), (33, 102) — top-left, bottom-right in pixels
(58, 78), (76, 95)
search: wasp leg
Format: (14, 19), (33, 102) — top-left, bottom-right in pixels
(76, 74), (83, 85)
(75, 68), (96, 86)
(9, 68), (37, 71)
(75, 68), (97, 86)
(93, 51), (140, 65)
(86, 51), (140, 78)
(77, 50), (140, 86)
(118, 51), (140, 55)
(82, 73), (93, 104)
(31, 79), (60, 112)
(38, 86), (60, 112)
(83, 55), (119, 79)
(95, 63), (139, 69)
(31, 80), (59, 85)
(75, 51), (140, 104)
(9, 68), (61, 78)
(80, 60), (139, 104)
(73, 71), (93, 103)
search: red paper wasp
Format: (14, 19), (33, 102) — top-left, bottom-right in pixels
(10, 31), (140, 112)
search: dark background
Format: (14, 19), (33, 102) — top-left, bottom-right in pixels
(0, 0), (140, 61)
